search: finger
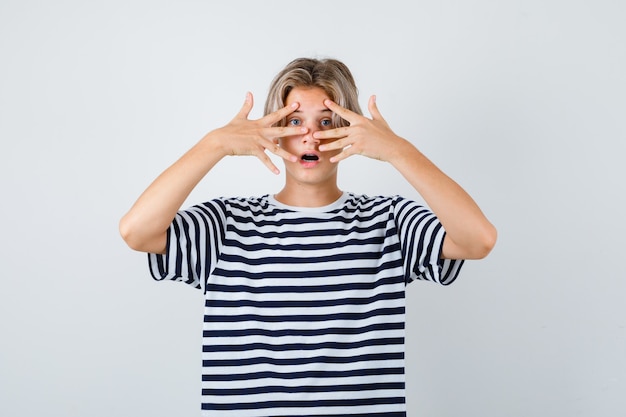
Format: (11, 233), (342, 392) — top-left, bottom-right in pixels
(367, 95), (387, 123)
(329, 146), (355, 164)
(265, 141), (298, 162)
(263, 101), (300, 126)
(235, 91), (254, 120)
(319, 137), (350, 153)
(263, 125), (308, 140)
(254, 149), (282, 175)
(368, 95), (380, 118)
(314, 126), (349, 141)
(323, 99), (357, 123)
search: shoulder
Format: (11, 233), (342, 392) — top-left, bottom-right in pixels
(192, 195), (270, 210)
(195, 195), (287, 222)
(345, 193), (432, 223)
(344, 192), (407, 210)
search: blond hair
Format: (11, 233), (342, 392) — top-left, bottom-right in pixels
(264, 58), (362, 128)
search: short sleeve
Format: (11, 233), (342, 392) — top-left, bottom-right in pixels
(147, 199), (226, 291)
(393, 197), (464, 285)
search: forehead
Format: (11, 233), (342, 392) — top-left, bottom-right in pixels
(285, 87), (331, 108)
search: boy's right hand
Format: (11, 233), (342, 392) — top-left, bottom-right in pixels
(205, 92), (306, 174)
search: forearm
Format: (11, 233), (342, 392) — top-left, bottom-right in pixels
(119, 92), (305, 253)
(390, 140), (497, 259)
(119, 134), (226, 253)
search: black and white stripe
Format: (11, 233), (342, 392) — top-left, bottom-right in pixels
(149, 192), (463, 416)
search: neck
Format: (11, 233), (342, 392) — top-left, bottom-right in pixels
(274, 183), (343, 208)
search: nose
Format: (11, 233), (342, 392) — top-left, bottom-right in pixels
(302, 132), (320, 145)
(301, 121), (320, 145)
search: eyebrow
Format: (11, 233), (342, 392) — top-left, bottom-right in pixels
(292, 109), (333, 114)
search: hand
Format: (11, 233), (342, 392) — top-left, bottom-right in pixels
(207, 92), (307, 174)
(315, 95), (410, 163)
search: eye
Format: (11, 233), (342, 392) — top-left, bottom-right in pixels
(288, 118), (301, 126)
(320, 118), (333, 128)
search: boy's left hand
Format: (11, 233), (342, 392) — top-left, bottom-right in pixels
(315, 95), (410, 163)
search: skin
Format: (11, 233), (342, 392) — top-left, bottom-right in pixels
(119, 87), (497, 259)
(274, 87), (344, 207)
(311, 91), (497, 260)
(118, 92), (304, 254)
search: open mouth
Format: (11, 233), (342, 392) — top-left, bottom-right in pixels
(301, 153), (319, 162)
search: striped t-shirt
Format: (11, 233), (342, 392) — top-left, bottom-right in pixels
(148, 192), (463, 417)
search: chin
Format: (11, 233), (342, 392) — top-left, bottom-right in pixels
(287, 168), (338, 185)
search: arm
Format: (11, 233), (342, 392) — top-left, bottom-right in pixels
(315, 96), (497, 260)
(119, 93), (305, 254)
(386, 141), (496, 259)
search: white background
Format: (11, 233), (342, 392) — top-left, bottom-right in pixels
(1, 1), (625, 416)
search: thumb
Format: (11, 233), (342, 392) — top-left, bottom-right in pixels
(235, 91), (254, 119)
(368, 95), (383, 120)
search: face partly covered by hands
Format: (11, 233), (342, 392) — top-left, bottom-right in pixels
(218, 85), (407, 179)
(272, 86), (418, 208)
(277, 86), (407, 181)
(278, 87), (341, 183)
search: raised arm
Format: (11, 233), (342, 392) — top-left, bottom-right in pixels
(314, 96), (497, 260)
(119, 93), (305, 254)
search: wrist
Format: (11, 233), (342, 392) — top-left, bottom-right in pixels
(198, 129), (229, 158)
(387, 137), (419, 165)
